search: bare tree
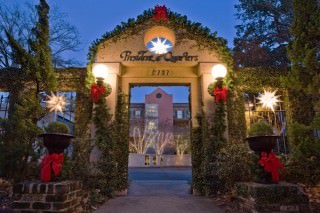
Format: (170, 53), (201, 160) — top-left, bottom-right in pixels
(130, 126), (154, 154)
(152, 131), (174, 157)
(175, 134), (190, 157)
(0, 2), (81, 68)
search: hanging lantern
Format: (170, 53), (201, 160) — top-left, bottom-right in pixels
(144, 26), (176, 54)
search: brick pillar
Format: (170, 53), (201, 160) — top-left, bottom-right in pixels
(12, 181), (83, 213)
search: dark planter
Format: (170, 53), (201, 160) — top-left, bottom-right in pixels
(39, 133), (74, 154)
(246, 135), (279, 153)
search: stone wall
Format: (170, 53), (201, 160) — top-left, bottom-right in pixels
(234, 182), (311, 213)
(12, 181), (83, 213)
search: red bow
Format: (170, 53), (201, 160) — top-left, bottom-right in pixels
(213, 87), (228, 103)
(91, 84), (106, 103)
(259, 151), (284, 183)
(154, 5), (167, 22)
(40, 153), (64, 182)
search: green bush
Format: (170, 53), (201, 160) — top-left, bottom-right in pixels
(247, 121), (273, 137)
(216, 143), (253, 190)
(286, 122), (320, 185)
(46, 121), (70, 134)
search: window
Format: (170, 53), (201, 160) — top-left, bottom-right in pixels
(135, 110), (141, 118)
(177, 110), (183, 119)
(146, 104), (158, 117)
(147, 120), (157, 131)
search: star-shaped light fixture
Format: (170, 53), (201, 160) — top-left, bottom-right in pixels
(45, 92), (68, 114)
(257, 89), (281, 112)
(147, 37), (173, 54)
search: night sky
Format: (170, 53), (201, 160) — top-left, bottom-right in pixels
(2, 0), (239, 103)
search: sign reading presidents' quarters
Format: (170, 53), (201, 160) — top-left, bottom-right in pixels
(120, 50), (199, 63)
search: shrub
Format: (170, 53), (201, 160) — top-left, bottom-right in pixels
(46, 121), (70, 134)
(216, 143), (253, 190)
(247, 121), (273, 137)
(286, 123), (320, 185)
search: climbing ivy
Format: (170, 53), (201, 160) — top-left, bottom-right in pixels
(113, 92), (130, 192)
(92, 88), (115, 197)
(191, 112), (206, 195)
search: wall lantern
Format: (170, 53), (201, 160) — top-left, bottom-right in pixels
(92, 63), (108, 82)
(211, 64), (227, 80)
(208, 64), (228, 103)
(91, 63), (112, 101)
(144, 26), (175, 54)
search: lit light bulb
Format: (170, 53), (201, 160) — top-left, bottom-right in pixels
(211, 64), (227, 79)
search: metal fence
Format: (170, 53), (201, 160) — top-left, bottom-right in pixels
(244, 93), (288, 154)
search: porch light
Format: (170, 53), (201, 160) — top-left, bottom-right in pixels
(92, 63), (108, 81)
(209, 64), (228, 103)
(211, 64), (227, 80)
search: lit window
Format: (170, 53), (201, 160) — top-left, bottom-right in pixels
(177, 110), (183, 119)
(146, 104), (158, 117)
(147, 120), (157, 130)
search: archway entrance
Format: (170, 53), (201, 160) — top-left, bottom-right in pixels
(88, 6), (239, 197)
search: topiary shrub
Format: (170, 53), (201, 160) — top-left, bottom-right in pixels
(46, 121), (70, 134)
(247, 121), (273, 137)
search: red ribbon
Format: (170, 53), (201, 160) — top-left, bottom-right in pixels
(91, 84), (106, 103)
(259, 151), (284, 183)
(213, 87), (228, 103)
(40, 153), (64, 182)
(154, 5), (167, 22)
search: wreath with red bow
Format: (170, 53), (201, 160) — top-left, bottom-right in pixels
(40, 153), (64, 182)
(90, 83), (112, 103)
(207, 82), (228, 103)
(258, 151), (285, 183)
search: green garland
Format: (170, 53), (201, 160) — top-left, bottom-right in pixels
(191, 112), (206, 195)
(112, 92), (129, 192)
(92, 89), (115, 197)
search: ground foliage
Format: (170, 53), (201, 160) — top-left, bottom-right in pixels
(215, 143), (253, 190)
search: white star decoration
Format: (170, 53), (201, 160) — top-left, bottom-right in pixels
(257, 89), (281, 112)
(45, 92), (68, 114)
(149, 37), (172, 54)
